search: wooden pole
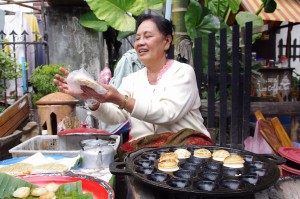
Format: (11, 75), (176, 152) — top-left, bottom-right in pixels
(172, 0), (191, 63)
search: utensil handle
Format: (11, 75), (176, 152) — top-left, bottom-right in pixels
(126, 147), (157, 160)
(109, 162), (131, 175)
(259, 154), (286, 165)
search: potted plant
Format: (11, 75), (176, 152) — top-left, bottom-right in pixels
(30, 64), (68, 105)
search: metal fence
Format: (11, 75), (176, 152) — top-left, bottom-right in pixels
(0, 30), (48, 98)
(278, 38), (300, 63)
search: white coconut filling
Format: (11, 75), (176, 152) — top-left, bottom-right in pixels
(158, 166), (180, 172)
(223, 163), (244, 168)
(194, 154), (211, 158)
(212, 157), (227, 161)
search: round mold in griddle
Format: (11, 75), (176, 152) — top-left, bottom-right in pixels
(141, 153), (159, 161)
(248, 161), (266, 169)
(241, 174), (259, 185)
(228, 151), (238, 156)
(242, 155), (254, 162)
(147, 172), (170, 182)
(221, 179), (243, 190)
(154, 148), (170, 155)
(180, 162), (199, 171)
(114, 145), (281, 197)
(194, 180), (218, 191)
(167, 178), (191, 188)
(168, 148), (176, 152)
(173, 169), (195, 179)
(249, 168), (266, 177)
(135, 166), (157, 175)
(222, 167), (242, 177)
(134, 159), (154, 167)
(205, 161), (222, 171)
(186, 146), (199, 152)
(187, 156), (209, 164)
(199, 171), (220, 181)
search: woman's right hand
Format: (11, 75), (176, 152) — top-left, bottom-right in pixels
(53, 67), (89, 101)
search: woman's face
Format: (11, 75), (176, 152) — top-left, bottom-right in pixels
(134, 19), (172, 65)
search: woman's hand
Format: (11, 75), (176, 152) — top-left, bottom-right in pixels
(53, 67), (89, 101)
(54, 67), (128, 109)
(80, 84), (124, 106)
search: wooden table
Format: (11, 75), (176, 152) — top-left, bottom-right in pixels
(200, 100), (300, 142)
(251, 101), (300, 141)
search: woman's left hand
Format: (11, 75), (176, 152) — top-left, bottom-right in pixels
(53, 68), (89, 101)
(80, 84), (124, 106)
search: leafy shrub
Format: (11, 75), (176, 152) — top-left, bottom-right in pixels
(30, 64), (68, 105)
(0, 49), (23, 111)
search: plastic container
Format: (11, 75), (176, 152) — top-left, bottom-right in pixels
(256, 58), (266, 67)
(268, 59), (275, 68)
(278, 147), (300, 176)
(251, 52), (257, 61)
(280, 56), (289, 68)
(9, 134), (120, 158)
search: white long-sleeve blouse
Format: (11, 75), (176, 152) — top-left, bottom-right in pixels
(91, 60), (210, 140)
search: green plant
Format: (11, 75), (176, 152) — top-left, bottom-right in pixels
(80, 0), (165, 41)
(184, 0), (278, 71)
(0, 49), (23, 112)
(30, 64), (68, 105)
(0, 50), (23, 81)
(184, 0), (277, 100)
(79, 0), (165, 68)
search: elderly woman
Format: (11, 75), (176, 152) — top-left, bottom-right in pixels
(54, 14), (213, 159)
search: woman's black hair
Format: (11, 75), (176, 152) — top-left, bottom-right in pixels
(136, 14), (174, 55)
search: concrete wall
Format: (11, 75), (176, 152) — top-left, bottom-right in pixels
(45, 7), (105, 80)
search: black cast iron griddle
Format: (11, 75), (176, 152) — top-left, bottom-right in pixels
(110, 145), (285, 198)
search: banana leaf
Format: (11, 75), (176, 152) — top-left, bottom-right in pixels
(207, 0), (228, 19)
(81, 0), (163, 34)
(0, 173), (93, 199)
(235, 11), (264, 43)
(56, 181), (93, 199)
(79, 12), (109, 32)
(185, 0), (222, 71)
(85, 0), (145, 32)
(228, 0), (242, 14)
(0, 173), (38, 198)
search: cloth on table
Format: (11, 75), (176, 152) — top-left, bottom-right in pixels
(177, 39), (193, 67)
(117, 128), (214, 161)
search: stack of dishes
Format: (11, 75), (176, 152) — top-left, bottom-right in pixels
(278, 147), (300, 176)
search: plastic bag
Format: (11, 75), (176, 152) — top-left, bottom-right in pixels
(98, 66), (112, 84)
(57, 112), (80, 132)
(66, 68), (107, 94)
(244, 119), (273, 154)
